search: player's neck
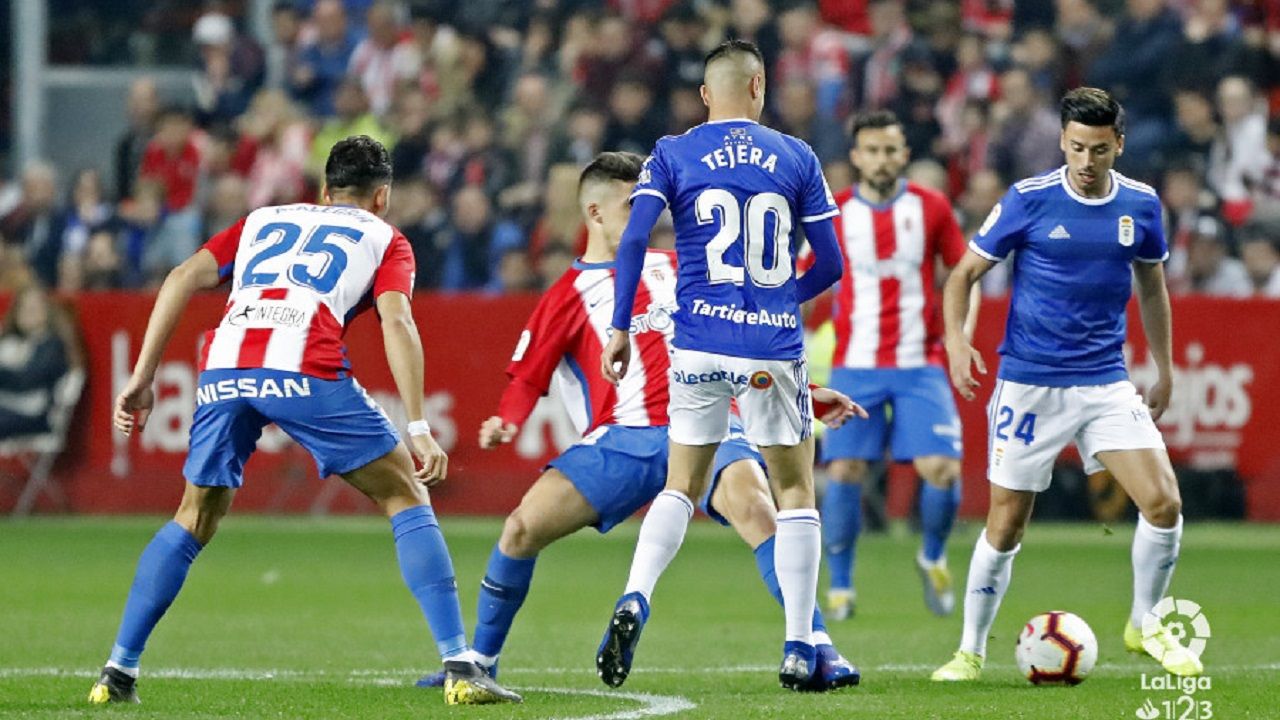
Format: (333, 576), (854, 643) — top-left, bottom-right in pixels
(581, 234), (615, 264)
(1065, 170), (1112, 199)
(858, 179), (901, 205)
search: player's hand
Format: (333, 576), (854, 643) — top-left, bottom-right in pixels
(478, 415), (518, 449)
(1145, 375), (1172, 423)
(601, 330), (631, 385)
(811, 387), (868, 429)
(113, 376), (155, 435)
(946, 337), (987, 401)
(408, 432), (449, 486)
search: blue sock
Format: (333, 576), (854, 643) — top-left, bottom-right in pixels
(472, 545), (537, 659)
(109, 521), (204, 669)
(390, 506), (468, 660)
(753, 536), (825, 638)
(821, 481), (862, 591)
(920, 480), (961, 563)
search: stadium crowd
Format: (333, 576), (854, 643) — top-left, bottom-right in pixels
(2, 0), (1280, 297)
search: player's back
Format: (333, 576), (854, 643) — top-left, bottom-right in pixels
(200, 202), (414, 379)
(632, 120), (837, 361)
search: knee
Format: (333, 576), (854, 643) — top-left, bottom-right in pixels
(174, 499), (229, 545)
(915, 457), (960, 488)
(984, 519), (1024, 552)
(498, 508), (543, 558)
(1141, 486), (1182, 528)
(829, 460), (869, 485)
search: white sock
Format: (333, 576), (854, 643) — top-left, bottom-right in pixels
(105, 661), (138, 678)
(1130, 514), (1183, 629)
(812, 630), (833, 647)
(959, 530), (1020, 657)
(623, 490), (694, 601)
(776, 509), (821, 645)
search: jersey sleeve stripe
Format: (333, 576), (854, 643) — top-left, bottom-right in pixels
(630, 188), (669, 206)
(800, 208), (841, 223)
(968, 239), (1004, 262)
(1134, 252), (1170, 263)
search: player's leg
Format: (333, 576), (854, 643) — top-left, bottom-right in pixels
(708, 451), (860, 690)
(893, 367), (965, 615)
(820, 367), (889, 619)
(90, 388), (260, 704)
(273, 372), (518, 703)
(473, 468), (597, 666)
(737, 356), (822, 689)
(934, 380), (1068, 681)
(1076, 381), (1200, 676)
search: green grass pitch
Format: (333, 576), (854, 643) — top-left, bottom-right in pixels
(1, 517), (1276, 718)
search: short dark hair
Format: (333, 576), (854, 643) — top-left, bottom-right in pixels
(1060, 87), (1125, 136)
(578, 151), (645, 195)
(704, 39), (764, 70)
(849, 110), (902, 143)
(325, 135), (392, 195)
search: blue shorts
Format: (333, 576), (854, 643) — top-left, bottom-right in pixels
(821, 365), (962, 463)
(185, 369), (400, 488)
(546, 422), (764, 533)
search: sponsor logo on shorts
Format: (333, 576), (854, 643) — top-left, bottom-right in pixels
(196, 377), (312, 405)
(690, 299), (798, 328)
(749, 370), (773, 390)
(672, 369), (750, 386)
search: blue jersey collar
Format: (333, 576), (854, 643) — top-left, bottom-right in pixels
(1059, 165), (1119, 206)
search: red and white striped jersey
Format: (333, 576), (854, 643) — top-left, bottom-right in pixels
(498, 251), (678, 435)
(198, 203), (415, 379)
(817, 182), (964, 369)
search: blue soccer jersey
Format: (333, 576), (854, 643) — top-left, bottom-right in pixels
(630, 119), (838, 360)
(970, 166), (1169, 387)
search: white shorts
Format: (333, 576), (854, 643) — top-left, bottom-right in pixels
(667, 347), (813, 447)
(987, 378), (1167, 493)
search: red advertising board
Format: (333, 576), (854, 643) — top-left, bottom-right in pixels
(5, 293), (1279, 520)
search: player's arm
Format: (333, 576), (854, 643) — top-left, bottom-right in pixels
(796, 218), (842, 304)
(113, 249), (224, 436)
(602, 193), (666, 384)
(483, 297), (575, 449)
(1133, 261), (1173, 421)
(942, 250), (997, 401)
(377, 290), (446, 484)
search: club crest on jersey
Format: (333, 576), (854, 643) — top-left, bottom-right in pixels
(749, 371), (774, 390)
(1118, 215), (1135, 246)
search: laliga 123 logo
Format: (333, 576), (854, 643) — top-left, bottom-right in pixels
(1142, 597), (1211, 660)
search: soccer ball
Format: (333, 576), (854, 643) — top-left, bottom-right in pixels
(1015, 611), (1098, 685)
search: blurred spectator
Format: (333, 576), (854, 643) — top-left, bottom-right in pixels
(1184, 214), (1251, 296)
(987, 67), (1062, 182)
(603, 73), (665, 157)
(499, 73), (559, 221)
(203, 175), (250, 239)
(388, 90), (433, 180)
(773, 3), (851, 119)
(1251, 117), (1280, 221)
(454, 112), (514, 199)
(495, 247), (538, 293)
(890, 44), (945, 159)
(537, 242), (576, 289)
(348, 2), (418, 117)
(1010, 28), (1065, 97)
(440, 186), (522, 291)
(307, 80), (394, 182)
(906, 158), (949, 193)
(265, 2), (306, 90)
(1163, 87), (1220, 175)
(517, 12), (560, 77)
(858, 0), (914, 109)
(958, 167), (1004, 233)
(0, 286), (73, 440)
(1167, 0), (1257, 92)
(1239, 224), (1280, 296)
(57, 169), (114, 291)
(139, 107), (203, 280)
(936, 33), (998, 148)
(1161, 164), (1217, 292)
(239, 90), (312, 208)
(81, 230), (125, 290)
(550, 102), (608, 167)
(1209, 75), (1270, 224)
(1086, 0), (1182, 179)
(290, 0), (360, 117)
(385, 178), (448, 289)
(114, 78), (160, 202)
(1054, 0), (1112, 86)
(656, 5), (710, 93)
(725, 0), (781, 68)
(0, 162), (64, 288)
(446, 30), (513, 115)
(776, 79), (848, 163)
(578, 12), (661, 105)
(191, 11), (265, 127)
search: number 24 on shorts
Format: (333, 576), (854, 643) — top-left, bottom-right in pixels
(995, 406), (1037, 445)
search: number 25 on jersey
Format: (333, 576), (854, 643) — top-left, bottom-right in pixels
(699, 189), (793, 288)
(242, 221), (364, 293)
